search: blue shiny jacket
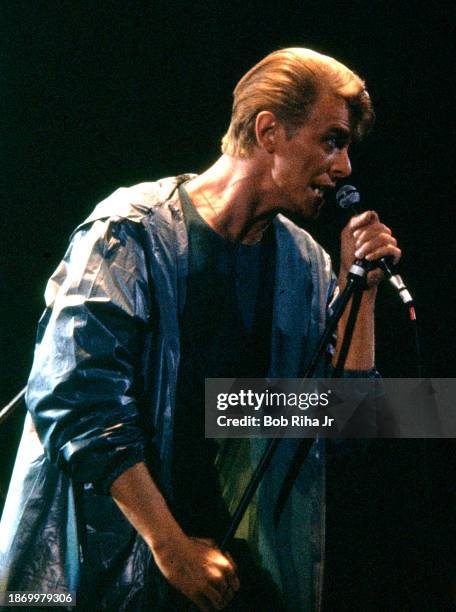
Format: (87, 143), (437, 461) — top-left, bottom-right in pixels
(0, 175), (342, 610)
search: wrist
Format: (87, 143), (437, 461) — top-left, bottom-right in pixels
(337, 277), (378, 303)
(361, 285), (378, 304)
(148, 522), (186, 556)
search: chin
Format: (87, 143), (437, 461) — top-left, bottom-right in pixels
(297, 198), (323, 220)
(310, 202), (324, 219)
(277, 191), (322, 222)
(280, 205), (321, 227)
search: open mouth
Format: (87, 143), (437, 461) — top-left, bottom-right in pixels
(309, 184), (332, 198)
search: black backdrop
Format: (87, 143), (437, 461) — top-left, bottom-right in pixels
(1, 1), (454, 606)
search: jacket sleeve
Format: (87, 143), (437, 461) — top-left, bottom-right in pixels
(26, 217), (153, 494)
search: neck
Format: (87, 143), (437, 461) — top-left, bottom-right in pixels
(184, 154), (277, 244)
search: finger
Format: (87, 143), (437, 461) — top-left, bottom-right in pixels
(214, 551), (236, 574)
(224, 552), (238, 573)
(353, 224), (392, 244)
(349, 210), (379, 230)
(192, 592), (212, 612)
(216, 583), (236, 609)
(224, 565), (240, 592)
(365, 244), (402, 264)
(228, 572), (240, 593)
(224, 568), (240, 594)
(220, 553), (237, 578)
(355, 234), (398, 259)
(223, 553), (240, 591)
(221, 585), (236, 608)
(205, 582), (229, 610)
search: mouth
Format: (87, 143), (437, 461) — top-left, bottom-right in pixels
(309, 183), (334, 199)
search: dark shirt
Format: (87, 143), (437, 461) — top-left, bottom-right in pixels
(171, 185), (275, 539)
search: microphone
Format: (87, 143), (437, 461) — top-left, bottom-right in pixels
(336, 185), (413, 305)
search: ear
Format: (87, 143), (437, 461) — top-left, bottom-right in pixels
(255, 111), (281, 153)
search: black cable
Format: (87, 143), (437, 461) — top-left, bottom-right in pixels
(333, 287), (364, 377)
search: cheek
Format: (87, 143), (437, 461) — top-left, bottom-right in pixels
(269, 160), (287, 189)
(271, 154), (311, 189)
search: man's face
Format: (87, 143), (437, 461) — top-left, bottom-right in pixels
(268, 93), (353, 219)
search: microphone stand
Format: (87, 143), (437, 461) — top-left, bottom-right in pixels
(0, 386), (26, 427)
(219, 260), (368, 549)
(186, 261), (368, 610)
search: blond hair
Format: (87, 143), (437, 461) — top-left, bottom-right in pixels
(221, 48), (374, 157)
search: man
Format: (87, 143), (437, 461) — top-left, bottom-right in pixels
(0, 48), (400, 611)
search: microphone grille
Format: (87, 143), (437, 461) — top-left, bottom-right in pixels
(336, 184), (360, 209)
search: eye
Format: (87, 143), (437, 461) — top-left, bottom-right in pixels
(325, 135), (345, 150)
(323, 133), (351, 157)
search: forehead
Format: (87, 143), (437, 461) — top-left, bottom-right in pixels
(305, 93), (351, 133)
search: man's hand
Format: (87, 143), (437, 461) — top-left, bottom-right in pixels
(334, 210), (402, 369)
(340, 210), (402, 288)
(110, 462), (240, 612)
(153, 535), (240, 611)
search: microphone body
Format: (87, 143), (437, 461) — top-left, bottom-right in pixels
(336, 185), (413, 305)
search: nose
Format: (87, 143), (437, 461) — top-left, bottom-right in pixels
(331, 147), (352, 179)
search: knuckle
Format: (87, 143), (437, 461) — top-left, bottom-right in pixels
(209, 575), (224, 588)
(201, 538), (215, 547)
(369, 210), (379, 221)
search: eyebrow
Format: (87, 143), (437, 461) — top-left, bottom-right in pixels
(326, 126), (351, 140)
(322, 126), (352, 146)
